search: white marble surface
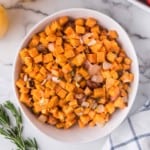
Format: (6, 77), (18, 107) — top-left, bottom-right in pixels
(0, 0), (150, 149)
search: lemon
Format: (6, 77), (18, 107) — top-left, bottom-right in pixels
(0, 5), (9, 38)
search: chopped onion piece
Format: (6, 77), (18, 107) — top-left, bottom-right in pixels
(52, 76), (60, 83)
(96, 105), (104, 113)
(103, 61), (112, 70)
(91, 74), (103, 83)
(81, 102), (89, 108)
(48, 43), (54, 52)
(87, 39), (96, 46)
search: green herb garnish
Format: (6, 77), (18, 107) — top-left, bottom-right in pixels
(0, 101), (38, 150)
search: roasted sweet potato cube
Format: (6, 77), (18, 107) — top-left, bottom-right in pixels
(58, 16), (69, 26)
(91, 25), (101, 33)
(20, 48), (29, 59)
(72, 53), (86, 66)
(80, 115), (90, 125)
(48, 96), (59, 108)
(47, 115), (58, 125)
(28, 48), (39, 57)
(62, 63), (72, 73)
(63, 105), (74, 115)
(65, 92), (74, 102)
(55, 37), (63, 46)
(65, 119), (76, 129)
(107, 52), (116, 62)
(84, 87), (92, 96)
(87, 53), (97, 63)
(90, 42), (102, 53)
(93, 88), (105, 98)
(39, 67), (47, 76)
(94, 114), (105, 124)
(85, 17), (97, 27)
(64, 26), (74, 35)
(50, 20), (61, 32)
(76, 45), (86, 53)
(57, 88), (68, 99)
(106, 102), (115, 114)
(75, 25), (85, 34)
(16, 79), (26, 88)
(75, 18), (85, 26)
(69, 99), (78, 108)
(34, 54), (43, 63)
(69, 38), (80, 47)
(66, 83), (75, 92)
(78, 119), (85, 128)
(114, 97), (126, 109)
(20, 93), (32, 107)
(64, 48), (75, 58)
(108, 30), (118, 39)
(43, 53), (53, 63)
(97, 51), (106, 63)
(78, 67), (89, 79)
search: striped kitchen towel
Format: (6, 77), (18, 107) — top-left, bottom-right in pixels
(102, 100), (150, 150)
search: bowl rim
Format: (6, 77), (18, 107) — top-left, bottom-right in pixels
(128, 0), (150, 13)
(13, 8), (139, 144)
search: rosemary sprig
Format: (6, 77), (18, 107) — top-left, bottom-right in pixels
(0, 101), (38, 150)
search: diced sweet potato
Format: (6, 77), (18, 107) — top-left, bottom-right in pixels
(85, 18), (97, 27)
(87, 53), (97, 63)
(75, 25), (85, 34)
(58, 16), (69, 26)
(43, 53), (53, 63)
(75, 18), (85, 26)
(72, 53), (86, 66)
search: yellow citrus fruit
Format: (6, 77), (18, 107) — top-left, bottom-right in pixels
(0, 5), (9, 38)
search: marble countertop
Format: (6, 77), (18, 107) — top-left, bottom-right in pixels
(0, 0), (150, 149)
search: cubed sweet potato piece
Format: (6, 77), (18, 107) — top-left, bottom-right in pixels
(87, 53), (97, 64)
(114, 97), (126, 109)
(72, 53), (86, 66)
(66, 83), (75, 92)
(93, 88), (105, 98)
(48, 96), (59, 108)
(80, 115), (90, 125)
(65, 92), (74, 102)
(78, 67), (89, 79)
(50, 20), (61, 33)
(58, 16), (69, 26)
(55, 37), (63, 46)
(85, 17), (97, 27)
(91, 25), (101, 33)
(75, 25), (85, 34)
(62, 63), (72, 73)
(64, 48), (75, 58)
(90, 42), (103, 53)
(43, 53), (53, 63)
(28, 48), (39, 57)
(76, 45), (86, 53)
(94, 114), (105, 124)
(106, 102), (115, 114)
(107, 52), (116, 62)
(16, 79), (26, 88)
(34, 54), (43, 63)
(64, 26), (75, 35)
(75, 18), (85, 26)
(108, 30), (118, 39)
(57, 88), (68, 99)
(97, 51), (106, 63)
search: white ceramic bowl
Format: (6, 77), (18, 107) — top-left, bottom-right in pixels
(128, 0), (150, 13)
(13, 8), (139, 143)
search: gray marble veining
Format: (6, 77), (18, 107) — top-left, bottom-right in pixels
(0, 0), (150, 149)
